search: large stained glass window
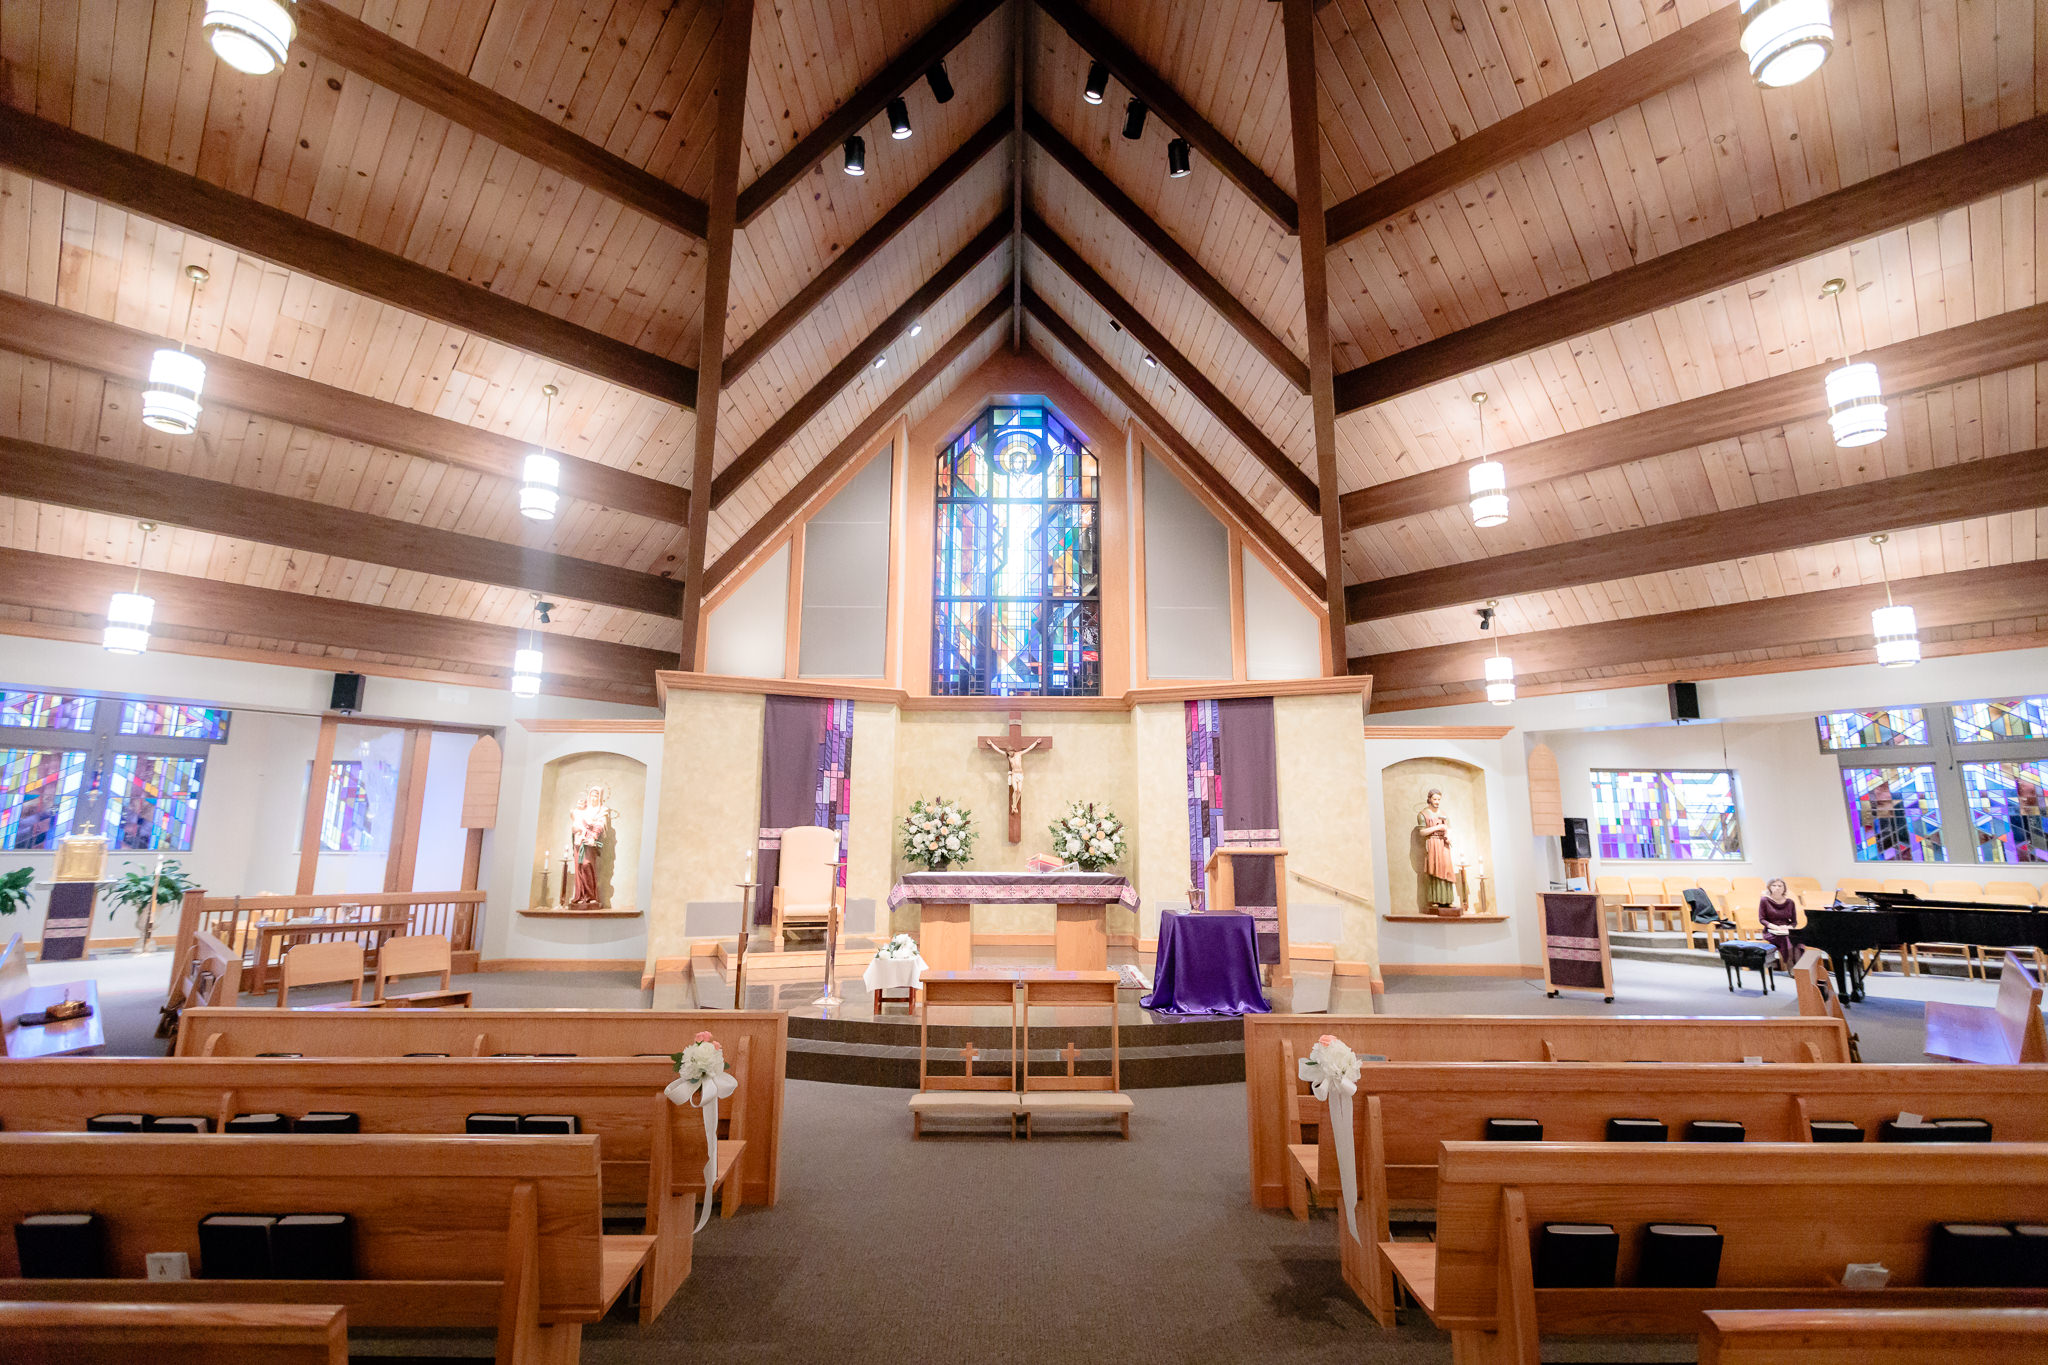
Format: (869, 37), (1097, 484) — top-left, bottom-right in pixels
(1842, 765), (1945, 861)
(1962, 760), (2048, 864)
(932, 406), (1101, 697)
(320, 760), (376, 852)
(103, 754), (206, 851)
(119, 701), (230, 741)
(1591, 770), (1742, 860)
(0, 748), (88, 850)
(1816, 707), (1928, 750)
(0, 690), (97, 732)
(1951, 696), (2048, 744)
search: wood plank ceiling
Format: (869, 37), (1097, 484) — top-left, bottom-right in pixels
(0, 0), (2040, 709)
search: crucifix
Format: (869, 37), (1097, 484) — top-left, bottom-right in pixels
(978, 710), (1053, 844)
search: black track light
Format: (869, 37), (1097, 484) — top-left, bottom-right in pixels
(1084, 61), (1109, 105)
(843, 135), (866, 176)
(1122, 98), (1148, 140)
(1167, 137), (1190, 178)
(887, 96), (912, 141)
(926, 60), (954, 104)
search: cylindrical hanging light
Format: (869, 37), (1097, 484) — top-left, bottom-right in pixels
(1820, 277), (1886, 448)
(204, 0), (297, 76)
(104, 522), (157, 655)
(1868, 534), (1920, 668)
(1167, 138), (1191, 179)
(143, 266), (209, 435)
(1466, 391), (1508, 528)
(1739, 0), (1833, 88)
(886, 96), (913, 140)
(1084, 61), (1109, 105)
(1122, 99), (1148, 140)
(1480, 601), (1515, 705)
(925, 60), (954, 104)
(843, 135), (866, 176)
(520, 384), (561, 521)
(511, 647), (544, 698)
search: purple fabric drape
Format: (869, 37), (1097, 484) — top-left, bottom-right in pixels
(1187, 697), (1282, 962)
(1140, 910), (1270, 1016)
(756, 696), (855, 925)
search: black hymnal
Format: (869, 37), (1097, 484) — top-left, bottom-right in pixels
(2012, 1225), (2048, 1288)
(1606, 1117), (1667, 1142)
(1484, 1118), (1543, 1141)
(86, 1113), (145, 1133)
(294, 1112), (360, 1134)
(1879, 1116), (1945, 1143)
(199, 1214), (277, 1279)
(255, 1052), (303, 1058)
(520, 1114), (580, 1135)
(491, 1053), (537, 1058)
(1535, 1223), (1618, 1288)
(226, 1113), (293, 1135)
(1637, 1223), (1722, 1287)
(14, 1212), (106, 1278)
(466, 1113), (521, 1134)
(1933, 1117), (1993, 1142)
(1927, 1223), (2016, 1287)
(403, 1052), (449, 1058)
(1683, 1119), (1745, 1143)
(145, 1115), (213, 1133)
(1809, 1120), (1864, 1142)
(272, 1213), (354, 1279)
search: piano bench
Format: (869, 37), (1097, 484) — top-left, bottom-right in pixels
(1719, 941), (1776, 994)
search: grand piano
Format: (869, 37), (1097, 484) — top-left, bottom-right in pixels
(1796, 890), (2048, 1002)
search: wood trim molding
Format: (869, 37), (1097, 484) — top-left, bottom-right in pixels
(515, 719), (667, 733)
(476, 958), (649, 973)
(656, 672), (911, 705)
(1123, 677), (1374, 706)
(653, 671), (1375, 709)
(1360, 725), (1513, 740)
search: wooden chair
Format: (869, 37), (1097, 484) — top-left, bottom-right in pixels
(1924, 950), (2048, 1064)
(1784, 877), (1827, 913)
(1905, 881), (1993, 978)
(770, 825), (844, 941)
(1729, 877), (1766, 916)
(274, 941), (364, 1008)
(372, 934), (471, 1008)
(1700, 1308), (2048, 1364)
(1985, 881), (2044, 904)
(1883, 877), (1932, 897)
(1592, 876), (1629, 931)
(1622, 877), (1672, 932)
(0, 1302), (347, 1364)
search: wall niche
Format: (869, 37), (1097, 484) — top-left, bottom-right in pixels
(1382, 756), (1493, 915)
(530, 751), (647, 912)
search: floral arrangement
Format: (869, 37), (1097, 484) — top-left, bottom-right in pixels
(1298, 1034), (1364, 1239)
(1049, 800), (1125, 871)
(666, 1031), (739, 1234)
(902, 796), (974, 871)
(874, 933), (921, 961)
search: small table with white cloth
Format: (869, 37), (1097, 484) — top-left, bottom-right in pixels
(862, 951), (929, 1012)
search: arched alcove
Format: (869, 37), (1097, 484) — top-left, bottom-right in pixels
(1382, 756), (1493, 915)
(532, 752), (648, 911)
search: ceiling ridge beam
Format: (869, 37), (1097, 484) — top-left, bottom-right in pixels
(1024, 106), (1308, 392)
(1324, 6), (1741, 248)
(1032, 0), (1298, 234)
(0, 293), (691, 527)
(1352, 558), (2048, 690)
(1338, 301), (2048, 530)
(711, 213), (1011, 507)
(710, 292), (1011, 591)
(293, 0), (710, 240)
(726, 113), (1011, 383)
(0, 434), (684, 618)
(0, 105), (700, 409)
(734, 0), (1007, 228)
(1332, 112), (2048, 415)
(1022, 209), (1321, 512)
(1348, 445), (2048, 623)
(1022, 287), (1325, 599)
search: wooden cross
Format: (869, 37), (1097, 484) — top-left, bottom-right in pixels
(1060, 1042), (1080, 1077)
(960, 1042), (980, 1077)
(977, 710), (1053, 844)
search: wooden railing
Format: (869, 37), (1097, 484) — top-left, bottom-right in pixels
(166, 889), (485, 1005)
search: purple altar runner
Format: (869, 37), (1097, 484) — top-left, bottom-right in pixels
(886, 870), (1140, 910)
(1141, 910), (1270, 1016)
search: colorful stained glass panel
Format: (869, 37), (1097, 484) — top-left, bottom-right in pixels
(1951, 696), (2048, 743)
(1841, 765), (1946, 862)
(1962, 760), (2048, 864)
(1815, 707), (1928, 750)
(1591, 770), (1742, 860)
(103, 753), (205, 850)
(0, 690), (97, 731)
(118, 701), (230, 740)
(0, 748), (88, 850)
(320, 760), (375, 852)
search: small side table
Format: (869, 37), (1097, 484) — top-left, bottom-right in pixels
(862, 953), (926, 1013)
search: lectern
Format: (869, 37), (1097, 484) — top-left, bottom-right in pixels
(1204, 846), (1291, 988)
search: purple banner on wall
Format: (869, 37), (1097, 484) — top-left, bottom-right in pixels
(755, 696), (855, 925)
(1187, 697), (1282, 962)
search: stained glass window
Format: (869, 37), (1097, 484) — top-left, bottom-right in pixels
(1591, 770), (1742, 860)
(0, 690), (97, 731)
(1841, 765), (1946, 862)
(931, 406), (1101, 697)
(0, 748), (88, 850)
(1816, 707), (1928, 750)
(103, 754), (205, 851)
(320, 760), (376, 852)
(118, 701), (231, 741)
(1951, 696), (2048, 744)
(1962, 760), (2048, 864)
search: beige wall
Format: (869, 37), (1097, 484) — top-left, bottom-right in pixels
(1381, 756), (1491, 917)
(531, 751), (648, 911)
(1131, 702), (1194, 937)
(845, 701), (899, 913)
(1275, 693), (1378, 966)
(647, 691), (764, 968)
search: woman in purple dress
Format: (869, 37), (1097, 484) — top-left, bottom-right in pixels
(1759, 878), (1800, 970)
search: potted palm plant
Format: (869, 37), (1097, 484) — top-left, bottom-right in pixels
(0, 867), (34, 919)
(106, 858), (199, 954)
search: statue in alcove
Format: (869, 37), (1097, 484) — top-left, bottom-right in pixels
(564, 784), (615, 909)
(1416, 789), (1457, 910)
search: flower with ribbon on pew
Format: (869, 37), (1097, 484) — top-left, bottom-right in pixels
(666, 1031), (739, 1232)
(1298, 1034), (1363, 1238)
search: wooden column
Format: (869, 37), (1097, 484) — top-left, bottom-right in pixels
(675, 0), (758, 666)
(295, 716), (339, 895)
(384, 726), (434, 893)
(1279, 0), (1348, 674)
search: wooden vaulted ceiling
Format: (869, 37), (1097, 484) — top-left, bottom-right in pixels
(0, 0), (2041, 709)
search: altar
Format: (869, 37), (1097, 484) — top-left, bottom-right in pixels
(886, 871), (1141, 973)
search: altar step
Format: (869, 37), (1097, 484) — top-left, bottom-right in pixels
(1608, 929), (1985, 979)
(786, 1012), (1245, 1089)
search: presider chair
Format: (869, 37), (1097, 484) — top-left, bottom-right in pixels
(772, 825), (846, 942)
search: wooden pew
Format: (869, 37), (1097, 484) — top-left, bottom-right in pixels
(1700, 1308), (2048, 1363)
(170, 1007), (786, 1210)
(0, 1302), (347, 1364)
(1242, 1014), (1853, 1212)
(1392, 1142), (2048, 1365)
(0, 1132), (643, 1365)
(1925, 951), (2048, 1064)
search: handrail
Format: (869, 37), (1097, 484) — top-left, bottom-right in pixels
(1290, 869), (1372, 906)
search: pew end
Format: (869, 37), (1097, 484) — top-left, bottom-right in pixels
(1700, 1308), (2048, 1363)
(0, 1301), (348, 1364)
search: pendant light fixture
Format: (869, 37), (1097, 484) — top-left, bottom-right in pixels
(1479, 600), (1515, 705)
(1868, 534), (1920, 668)
(842, 135), (866, 176)
(1167, 138), (1191, 179)
(1084, 61), (1110, 105)
(886, 96), (913, 140)
(520, 384), (562, 521)
(925, 61), (954, 104)
(1466, 391), (1508, 528)
(204, 0), (297, 76)
(143, 265), (209, 436)
(1820, 277), (1886, 448)
(1122, 99), (1148, 140)
(104, 521), (158, 655)
(1739, 0), (1833, 88)
(512, 596), (550, 699)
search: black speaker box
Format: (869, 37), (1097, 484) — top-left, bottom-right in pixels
(1668, 681), (1701, 722)
(329, 672), (366, 713)
(1560, 816), (1592, 861)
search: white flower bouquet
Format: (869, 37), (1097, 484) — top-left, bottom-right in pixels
(1048, 799), (1126, 872)
(666, 1031), (739, 1233)
(902, 796), (974, 870)
(1298, 1033), (1364, 1238)
(875, 932), (920, 961)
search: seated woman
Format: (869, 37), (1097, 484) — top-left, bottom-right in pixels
(1758, 877), (1800, 968)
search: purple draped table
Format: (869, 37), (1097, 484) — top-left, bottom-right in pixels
(1141, 910), (1271, 1016)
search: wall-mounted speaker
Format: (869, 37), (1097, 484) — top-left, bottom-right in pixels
(1668, 681), (1701, 724)
(330, 672), (366, 714)
(1561, 817), (1591, 861)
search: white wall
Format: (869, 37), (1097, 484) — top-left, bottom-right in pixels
(1242, 547), (1321, 681)
(705, 541), (790, 678)
(1143, 453), (1233, 678)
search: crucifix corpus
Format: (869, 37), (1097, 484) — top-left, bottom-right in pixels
(978, 711), (1052, 844)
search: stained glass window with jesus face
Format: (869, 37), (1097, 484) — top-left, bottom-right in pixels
(931, 406), (1101, 697)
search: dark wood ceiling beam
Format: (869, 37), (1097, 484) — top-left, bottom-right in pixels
(734, 0), (1007, 228)
(711, 292), (1011, 590)
(1324, 7), (1740, 247)
(1023, 288), (1325, 599)
(1032, 0), (1299, 234)
(711, 214), (1010, 507)
(0, 435), (683, 618)
(0, 293), (690, 526)
(726, 113), (1011, 382)
(292, 0), (709, 240)
(1352, 559), (2048, 690)
(1023, 210), (1321, 511)
(1333, 113), (2048, 414)
(0, 105), (700, 409)
(0, 546), (669, 693)
(1347, 445), (2048, 623)
(1024, 107), (1309, 392)
(1338, 301), (2048, 530)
